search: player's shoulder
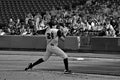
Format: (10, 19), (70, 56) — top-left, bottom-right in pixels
(50, 28), (59, 32)
(45, 28), (58, 34)
(50, 28), (58, 31)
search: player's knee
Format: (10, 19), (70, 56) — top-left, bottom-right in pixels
(43, 57), (49, 62)
(42, 58), (46, 62)
(63, 54), (68, 59)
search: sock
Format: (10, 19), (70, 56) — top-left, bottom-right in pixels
(32, 58), (44, 68)
(63, 58), (69, 71)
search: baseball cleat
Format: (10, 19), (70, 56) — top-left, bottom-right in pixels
(64, 70), (72, 74)
(25, 63), (33, 71)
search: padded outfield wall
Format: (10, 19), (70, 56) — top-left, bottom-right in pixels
(0, 35), (80, 51)
(0, 35), (120, 52)
(90, 37), (120, 52)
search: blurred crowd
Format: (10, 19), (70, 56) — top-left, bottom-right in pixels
(1, 0), (120, 37)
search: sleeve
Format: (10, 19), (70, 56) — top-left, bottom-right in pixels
(57, 30), (63, 37)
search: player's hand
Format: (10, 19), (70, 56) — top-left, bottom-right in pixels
(60, 36), (65, 42)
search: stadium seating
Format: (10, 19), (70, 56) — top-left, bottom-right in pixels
(0, 0), (80, 24)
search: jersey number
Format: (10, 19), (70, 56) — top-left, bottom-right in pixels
(47, 32), (54, 39)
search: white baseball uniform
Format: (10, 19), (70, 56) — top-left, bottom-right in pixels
(43, 28), (68, 61)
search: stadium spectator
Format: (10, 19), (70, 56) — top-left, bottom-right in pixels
(8, 18), (15, 28)
(0, 29), (5, 35)
(34, 13), (42, 32)
(2, 0), (120, 37)
(8, 18), (16, 35)
(15, 18), (21, 35)
(104, 20), (116, 37)
(20, 25), (27, 36)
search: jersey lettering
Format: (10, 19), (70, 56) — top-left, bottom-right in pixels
(47, 32), (54, 39)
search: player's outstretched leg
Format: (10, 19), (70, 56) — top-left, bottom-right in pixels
(63, 58), (71, 74)
(25, 58), (44, 71)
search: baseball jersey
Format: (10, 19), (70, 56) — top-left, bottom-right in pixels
(45, 28), (62, 46)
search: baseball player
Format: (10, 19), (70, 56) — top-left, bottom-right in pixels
(25, 23), (71, 74)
